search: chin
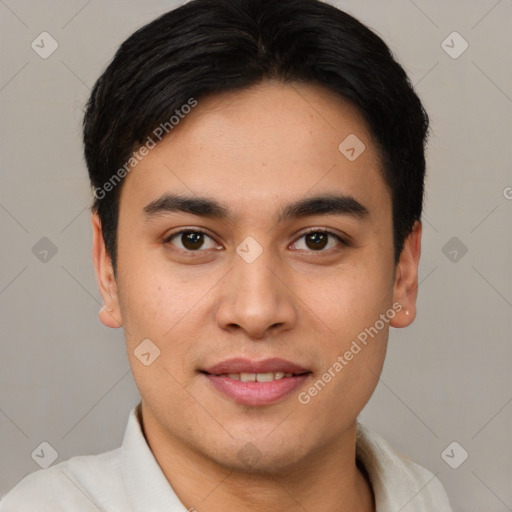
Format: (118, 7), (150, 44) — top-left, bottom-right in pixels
(205, 437), (312, 476)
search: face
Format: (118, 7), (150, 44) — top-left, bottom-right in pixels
(92, 80), (421, 474)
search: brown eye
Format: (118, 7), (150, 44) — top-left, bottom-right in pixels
(292, 230), (346, 252)
(305, 232), (329, 250)
(165, 230), (218, 251)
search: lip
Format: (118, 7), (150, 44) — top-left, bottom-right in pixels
(203, 357), (310, 375)
(201, 357), (311, 406)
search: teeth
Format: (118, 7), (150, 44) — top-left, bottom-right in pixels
(256, 372), (274, 382)
(224, 372), (294, 382)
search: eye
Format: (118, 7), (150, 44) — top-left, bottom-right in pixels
(164, 229), (219, 251)
(291, 229), (347, 252)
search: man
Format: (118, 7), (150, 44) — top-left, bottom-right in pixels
(0, 0), (453, 510)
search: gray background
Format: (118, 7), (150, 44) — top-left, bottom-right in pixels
(0, 0), (511, 510)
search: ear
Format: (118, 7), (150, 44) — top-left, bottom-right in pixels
(390, 220), (422, 328)
(91, 212), (123, 328)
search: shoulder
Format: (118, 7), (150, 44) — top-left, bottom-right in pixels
(356, 423), (453, 512)
(0, 448), (126, 512)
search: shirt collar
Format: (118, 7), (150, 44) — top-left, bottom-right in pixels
(119, 403), (401, 511)
(120, 403), (188, 512)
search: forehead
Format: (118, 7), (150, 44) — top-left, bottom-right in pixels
(119, 81), (389, 219)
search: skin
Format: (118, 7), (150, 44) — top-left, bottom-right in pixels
(92, 80), (421, 512)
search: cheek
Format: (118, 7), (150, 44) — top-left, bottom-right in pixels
(116, 256), (217, 371)
(300, 309), (389, 430)
(298, 256), (394, 335)
(297, 257), (393, 397)
(116, 264), (175, 355)
(117, 266), (203, 405)
(117, 244), (198, 332)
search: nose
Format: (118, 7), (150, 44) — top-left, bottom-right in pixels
(215, 247), (297, 340)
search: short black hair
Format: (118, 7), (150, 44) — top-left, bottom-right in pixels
(83, 0), (429, 277)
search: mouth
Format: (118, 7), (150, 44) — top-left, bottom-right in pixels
(200, 358), (312, 406)
(202, 371), (306, 382)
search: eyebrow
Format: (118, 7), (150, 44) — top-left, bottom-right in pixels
(142, 192), (369, 223)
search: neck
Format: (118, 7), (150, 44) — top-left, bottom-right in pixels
(139, 404), (375, 512)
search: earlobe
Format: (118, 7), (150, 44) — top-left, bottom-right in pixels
(98, 304), (123, 328)
(390, 220), (422, 329)
(91, 212), (123, 328)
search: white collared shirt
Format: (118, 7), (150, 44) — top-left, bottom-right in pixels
(0, 403), (453, 511)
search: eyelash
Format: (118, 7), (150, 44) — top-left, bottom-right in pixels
(163, 228), (348, 254)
